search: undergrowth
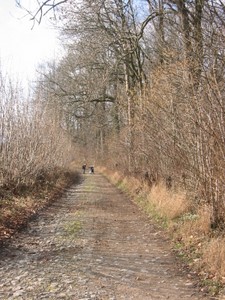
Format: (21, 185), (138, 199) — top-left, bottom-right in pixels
(0, 167), (81, 243)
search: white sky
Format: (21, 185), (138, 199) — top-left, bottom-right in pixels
(0, 0), (61, 84)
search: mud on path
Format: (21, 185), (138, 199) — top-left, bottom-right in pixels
(0, 173), (211, 299)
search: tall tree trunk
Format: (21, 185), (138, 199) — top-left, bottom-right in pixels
(176, 0), (204, 88)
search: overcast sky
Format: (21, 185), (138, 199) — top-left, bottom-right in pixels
(0, 0), (61, 84)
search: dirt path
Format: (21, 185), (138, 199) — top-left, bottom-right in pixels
(0, 173), (212, 299)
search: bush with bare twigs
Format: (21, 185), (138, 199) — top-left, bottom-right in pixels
(0, 72), (76, 193)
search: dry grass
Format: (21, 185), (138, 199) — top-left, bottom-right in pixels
(111, 171), (124, 186)
(97, 167), (124, 186)
(201, 238), (225, 280)
(121, 176), (141, 193)
(147, 182), (190, 220)
(176, 205), (212, 245)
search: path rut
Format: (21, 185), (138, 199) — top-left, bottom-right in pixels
(0, 173), (211, 299)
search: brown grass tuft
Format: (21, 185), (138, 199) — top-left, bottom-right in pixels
(176, 205), (212, 245)
(147, 182), (190, 220)
(202, 237), (225, 279)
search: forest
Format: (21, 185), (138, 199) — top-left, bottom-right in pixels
(36, 0), (225, 227)
(1, 0), (225, 292)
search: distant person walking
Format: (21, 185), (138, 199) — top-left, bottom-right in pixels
(89, 165), (94, 174)
(82, 164), (87, 174)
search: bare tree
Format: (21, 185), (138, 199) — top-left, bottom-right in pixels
(28, 0), (225, 227)
(16, 0), (67, 25)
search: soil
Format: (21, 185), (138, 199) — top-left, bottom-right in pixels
(0, 172), (214, 299)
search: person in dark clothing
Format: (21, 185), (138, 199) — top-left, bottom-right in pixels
(82, 164), (87, 174)
(90, 166), (94, 174)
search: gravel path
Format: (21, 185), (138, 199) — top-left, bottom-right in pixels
(0, 173), (211, 299)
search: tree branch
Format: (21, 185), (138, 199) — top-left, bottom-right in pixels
(16, 0), (67, 25)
